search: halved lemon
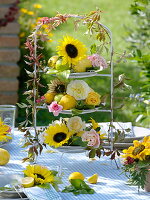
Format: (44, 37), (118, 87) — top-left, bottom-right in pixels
(22, 177), (34, 188)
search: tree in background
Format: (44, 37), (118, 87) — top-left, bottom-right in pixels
(127, 0), (150, 127)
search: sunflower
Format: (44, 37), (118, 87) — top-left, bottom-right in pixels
(57, 36), (87, 65)
(48, 79), (66, 94)
(122, 136), (150, 161)
(44, 123), (73, 148)
(0, 118), (12, 142)
(23, 165), (54, 185)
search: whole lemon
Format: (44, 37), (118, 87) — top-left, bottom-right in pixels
(69, 172), (85, 181)
(47, 55), (59, 68)
(44, 92), (56, 104)
(59, 94), (76, 110)
(22, 177), (34, 188)
(0, 148), (10, 165)
(73, 57), (92, 72)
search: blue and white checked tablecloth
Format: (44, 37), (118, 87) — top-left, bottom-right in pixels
(0, 128), (150, 200)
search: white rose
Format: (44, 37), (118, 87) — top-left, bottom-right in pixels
(67, 116), (86, 133)
(66, 80), (91, 100)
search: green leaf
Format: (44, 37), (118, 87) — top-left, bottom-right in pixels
(70, 179), (82, 189)
(89, 149), (96, 158)
(38, 183), (51, 189)
(57, 70), (70, 81)
(90, 44), (97, 54)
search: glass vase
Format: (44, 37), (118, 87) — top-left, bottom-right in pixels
(0, 105), (16, 147)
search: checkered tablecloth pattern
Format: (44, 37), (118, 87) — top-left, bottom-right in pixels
(0, 129), (150, 200)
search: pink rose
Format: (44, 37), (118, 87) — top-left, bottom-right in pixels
(48, 101), (63, 116)
(82, 129), (100, 148)
(88, 54), (107, 70)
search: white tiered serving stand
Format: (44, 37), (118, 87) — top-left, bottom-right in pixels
(32, 16), (114, 160)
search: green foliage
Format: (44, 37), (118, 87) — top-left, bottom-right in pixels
(126, 0), (150, 127)
(62, 179), (95, 195)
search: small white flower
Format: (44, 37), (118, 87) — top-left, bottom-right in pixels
(67, 116), (86, 133)
(38, 132), (46, 144)
(66, 80), (91, 100)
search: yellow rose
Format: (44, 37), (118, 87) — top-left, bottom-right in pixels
(85, 92), (101, 106)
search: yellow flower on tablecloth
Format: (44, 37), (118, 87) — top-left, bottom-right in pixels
(85, 91), (101, 106)
(0, 118), (12, 142)
(122, 136), (150, 161)
(23, 165), (54, 185)
(44, 123), (73, 148)
(57, 36), (87, 65)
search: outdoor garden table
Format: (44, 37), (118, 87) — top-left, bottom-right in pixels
(0, 127), (150, 200)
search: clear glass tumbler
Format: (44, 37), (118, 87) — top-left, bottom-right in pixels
(0, 105), (16, 147)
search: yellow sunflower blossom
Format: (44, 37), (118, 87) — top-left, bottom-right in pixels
(0, 118), (12, 142)
(44, 123), (73, 148)
(23, 165), (54, 185)
(122, 136), (150, 161)
(33, 4), (42, 9)
(57, 36), (87, 65)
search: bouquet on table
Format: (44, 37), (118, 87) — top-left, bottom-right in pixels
(122, 136), (150, 191)
(42, 117), (107, 158)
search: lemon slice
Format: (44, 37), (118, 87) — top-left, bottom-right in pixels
(22, 177), (34, 188)
(68, 172), (85, 181)
(87, 173), (98, 184)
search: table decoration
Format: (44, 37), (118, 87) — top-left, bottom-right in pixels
(122, 136), (150, 192)
(0, 105), (16, 147)
(43, 117), (108, 159)
(17, 7), (132, 167)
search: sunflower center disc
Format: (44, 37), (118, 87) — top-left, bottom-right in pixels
(132, 144), (145, 156)
(35, 173), (45, 180)
(54, 132), (67, 143)
(55, 84), (66, 93)
(65, 44), (78, 58)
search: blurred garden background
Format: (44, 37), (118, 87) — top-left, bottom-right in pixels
(17, 0), (149, 127)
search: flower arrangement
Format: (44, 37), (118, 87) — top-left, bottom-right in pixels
(47, 35), (108, 76)
(23, 164), (61, 190)
(0, 118), (12, 143)
(43, 117), (107, 158)
(18, 10), (122, 162)
(39, 79), (102, 116)
(122, 136), (150, 191)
